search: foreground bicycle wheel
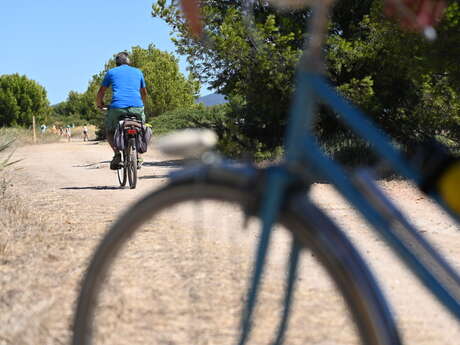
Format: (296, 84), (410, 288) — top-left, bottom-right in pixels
(127, 138), (137, 189)
(116, 151), (127, 187)
(72, 172), (401, 345)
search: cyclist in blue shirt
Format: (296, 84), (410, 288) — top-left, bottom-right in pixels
(96, 52), (148, 169)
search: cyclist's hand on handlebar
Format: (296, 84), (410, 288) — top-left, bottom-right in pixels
(179, 0), (446, 38)
(384, 0), (446, 33)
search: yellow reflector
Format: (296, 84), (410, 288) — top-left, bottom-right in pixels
(437, 161), (460, 215)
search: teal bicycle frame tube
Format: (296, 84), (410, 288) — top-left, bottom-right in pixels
(242, 0), (460, 336)
(246, 68), (460, 345)
(283, 69), (460, 319)
(300, 134), (460, 320)
(308, 74), (420, 182)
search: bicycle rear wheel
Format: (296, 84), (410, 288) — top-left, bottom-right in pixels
(116, 151), (127, 187)
(127, 138), (137, 189)
(72, 175), (401, 345)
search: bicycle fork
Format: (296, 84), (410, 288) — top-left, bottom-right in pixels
(238, 167), (301, 345)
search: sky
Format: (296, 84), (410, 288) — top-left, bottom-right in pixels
(1, 0), (209, 105)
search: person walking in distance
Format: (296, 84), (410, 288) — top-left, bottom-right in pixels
(65, 126), (71, 142)
(82, 125), (89, 142)
(95, 52), (148, 170)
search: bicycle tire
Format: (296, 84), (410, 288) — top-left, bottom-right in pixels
(72, 174), (401, 345)
(117, 151), (127, 187)
(127, 138), (137, 189)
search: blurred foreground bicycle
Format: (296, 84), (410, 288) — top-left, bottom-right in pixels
(73, 1), (459, 344)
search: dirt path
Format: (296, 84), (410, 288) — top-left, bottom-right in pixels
(1, 139), (460, 344)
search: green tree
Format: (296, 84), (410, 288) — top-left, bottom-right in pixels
(0, 74), (49, 127)
(75, 44), (200, 137)
(324, 1), (460, 148)
(86, 44), (199, 119)
(151, 102), (271, 158)
(51, 67), (110, 126)
(153, 0), (304, 151)
(153, 0), (460, 155)
(52, 90), (100, 125)
(52, 44), (199, 137)
(130, 45), (200, 117)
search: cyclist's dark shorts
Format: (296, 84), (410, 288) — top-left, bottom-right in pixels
(105, 107), (145, 133)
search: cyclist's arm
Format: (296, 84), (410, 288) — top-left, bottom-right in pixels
(96, 86), (107, 109)
(180, 0), (202, 36)
(178, 0), (446, 35)
(384, 0), (446, 31)
(140, 87), (148, 106)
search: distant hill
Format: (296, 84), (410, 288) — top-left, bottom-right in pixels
(197, 93), (228, 106)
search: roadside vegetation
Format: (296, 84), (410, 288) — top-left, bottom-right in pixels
(1, 1), (459, 163)
(0, 128), (63, 260)
(0, 127), (60, 147)
(153, 0), (460, 162)
(0, 138), (23, 261)
(0, 177), (49, 264)
(1, 44), (199, 140)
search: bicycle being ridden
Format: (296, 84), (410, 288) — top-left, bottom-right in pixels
(114, 113), (148, 189)
(96, 51), (148, 171)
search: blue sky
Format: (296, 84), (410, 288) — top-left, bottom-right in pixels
(2, 0), (208, 104)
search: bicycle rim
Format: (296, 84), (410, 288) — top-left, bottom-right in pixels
(127, 139), (137, 189)
(117, 151), (127, 187)
(72, 180), (400, 345)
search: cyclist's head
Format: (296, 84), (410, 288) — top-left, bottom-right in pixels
(115, 52), (130, 66)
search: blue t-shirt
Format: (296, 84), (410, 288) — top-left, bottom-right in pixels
(101, 65), (146, 108)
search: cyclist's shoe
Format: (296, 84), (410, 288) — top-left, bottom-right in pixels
(110, 152), (122, 170)
(137, 157), (143, 170)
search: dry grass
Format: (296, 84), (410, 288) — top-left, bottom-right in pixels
(0, 136), (61, 343)
(0, 181), (64, 345)
(0, 127), (61, 147)
(0, 138), (27, 261)
(0, 176), (48, 262)
(0, 171), (85, 345)
(2, 140), (460, 344)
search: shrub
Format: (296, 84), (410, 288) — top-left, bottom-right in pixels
(150, 104), (284, 160)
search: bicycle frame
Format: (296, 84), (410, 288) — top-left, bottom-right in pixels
(239, 1), (460, 344)
(287, 71), (460, 316)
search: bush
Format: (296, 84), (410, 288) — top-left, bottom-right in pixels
(152, 104), (245, 156)
(150, 104), (225, 134)
(150, 104), (284, 160)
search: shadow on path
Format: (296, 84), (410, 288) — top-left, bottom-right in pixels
(72, 161), (110, 169)
(139, 174), (169, 180)
(142, 159), (185, 167)
(61, 186), (122, 190)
